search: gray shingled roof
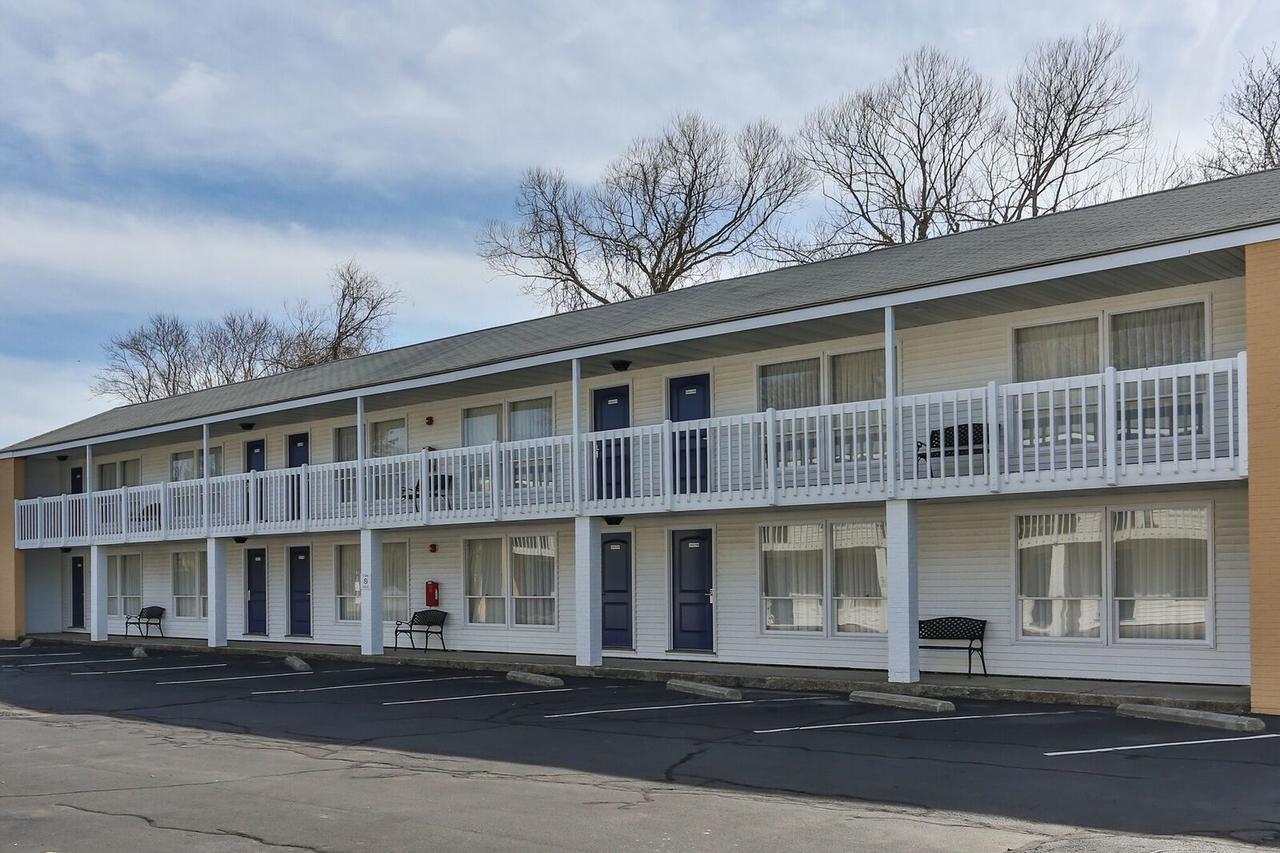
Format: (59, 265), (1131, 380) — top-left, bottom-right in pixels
(8, 169), (1280, 454)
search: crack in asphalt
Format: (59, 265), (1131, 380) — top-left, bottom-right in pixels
(54, 802), (329, 852)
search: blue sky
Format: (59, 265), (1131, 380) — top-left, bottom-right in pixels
(0, 0), (1273, 445)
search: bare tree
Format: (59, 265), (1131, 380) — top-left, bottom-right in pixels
(479, 113), (811, 311)
(93, 261), (401, 404)
(984, 23), (1150, 222)
(774, 47), (998, 262)
(1198, 44), (1280, 178)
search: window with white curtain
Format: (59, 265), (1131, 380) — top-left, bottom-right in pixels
(172, 552), (207, 618)
(1014, 319), (1101, 382)
(465, 538), (505, 624)
(336, 544), (361, 621)
(761, 524), (824, 632)
(830, 350), (885, 404)
(1016, 512), (1104, 639)
(107, 554), (142, 617)
(509, 398), (553, 441)
(98, 462), (119, 491)
(1110, 303), (1205, 371)
(170, 448), (222, 481)
(463, 405), (503, 446)
(369, 418), (407, 458)
(334, 426), (358, 462)
(511, 534), (557, 626)
(1113, 507), (1209, 641)
(758, 358), (820, 410)
(832, 521), (887, 633)
(382, 542), (409, 622)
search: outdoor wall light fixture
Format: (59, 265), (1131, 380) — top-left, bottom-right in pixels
(429, 543), (438, 553)
(239, 422), (255, 431)
(603, 515), (624, 526)
(60, 547), (71, 554)
(610, 359), (632, 372)
(425, 416), (434, 426)
(233, 536), (248, 544)
(56, 455), (68, 462)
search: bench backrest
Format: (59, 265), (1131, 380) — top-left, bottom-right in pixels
(919, 616), (985, 641)
(928, 424), (985, 451)
(410, 609), (447, 627)
(138, 605), (165, 620)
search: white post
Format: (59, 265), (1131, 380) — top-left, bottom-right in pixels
(886, 499), (919, 683)
(356, 397), (367, 527)
(418, 448), (429, 524)
(490, 440), (502, 521)
(884, 307), (898, 497)
(300, 463), (310, 531)
(202, 423), (211, 535)
(89, 544), (107, 641)
(1237, 351), (1249, 476)
(206, 537), (227, 648)
(986, 381), (1001, 493)
(574, 515), (603, 666)
(571, 358), (583, 515)
(662, 420), (674, 510)
(1104, 366), (1118, 485)
(765, 408), (778, 505)
(85, 445), (95, 541)
(359, 527), (384, 655)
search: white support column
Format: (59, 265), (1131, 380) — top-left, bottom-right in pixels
(571, 358), (583, 515)
(206, 537), (227, 647)
(356, 396), (367, 527)
(885, 499), (919, 683)
(574, 515), (602, 666)
(884, 307), (898, 497)
(85, 445), (95, 540)
(202, 423), (211, 535)
(359, 527), (384, 655)
(89, 544), (107, 641)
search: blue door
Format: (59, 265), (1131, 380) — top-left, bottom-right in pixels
(592, 386), (631, 499)
(246, 439), (266, 521)
(288, 546), (311, 636)
(286, 434), (308, 520)
(671, 529), (713, 651)
(69, 556), (85, 628)
(601, 533), (633, 649)
(668, 374), (711, 494)
(245, 548), (268, 635)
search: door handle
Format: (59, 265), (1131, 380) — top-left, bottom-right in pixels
(707, 589), (715, 605)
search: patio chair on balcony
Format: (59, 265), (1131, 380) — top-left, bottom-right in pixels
(423, 448), (454, 510)
(916, 424), (985, 478)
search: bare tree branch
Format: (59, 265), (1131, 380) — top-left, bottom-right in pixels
(1198, 43), (1280, 178)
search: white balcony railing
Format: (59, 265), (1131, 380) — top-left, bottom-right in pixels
(13, 354), (1247, 548)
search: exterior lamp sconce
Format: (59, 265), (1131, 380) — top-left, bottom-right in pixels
(60, 546), (71, 554)
(429, 543), (438, 553)
(603, 515), (624, 526)
(610, 359), (632, 372)
(233, 536), (248, 545)
(425, 416), (434, 426)
(239, 422), (255, 431)
(56, 455), (68, 462)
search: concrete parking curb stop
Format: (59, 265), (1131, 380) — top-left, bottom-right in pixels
(849, 690), (955, 713)
(1117, 703), (1265, 732)
(507, 671), (564, 688)
(283, 655), (312, 672)
(131, 647), (147, 659)
(667, 679), (742, 700)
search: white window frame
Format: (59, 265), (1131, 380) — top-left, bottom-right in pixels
(462, 533), (559, 629)
(107, 553), (143, 617)
(382, 539), (410, 623)
(170, 447), (223, 482)
(754, 344), (897, 412)
(171, 551), (208, 620)
(461, 394), (558, 446)
(755, 517), (888, 639)
(333, 425), (359, 463)
(97, 459), (142, 491)
(368, 415), (409, 458)
(335, 543), (362, 623)
(1008, 313), (1105, 384)
(1010, 500), (1215, 648)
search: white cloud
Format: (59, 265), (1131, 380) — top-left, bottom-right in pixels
(0, 354), (102, 447)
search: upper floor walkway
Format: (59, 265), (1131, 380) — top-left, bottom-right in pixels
(15, 353), (1247, 549)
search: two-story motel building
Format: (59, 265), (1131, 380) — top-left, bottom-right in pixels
(5, 171), (1280, 713)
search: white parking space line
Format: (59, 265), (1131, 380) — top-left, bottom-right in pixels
(545, 696), (829, 719)
(9, 657), (137, 668)
(1045, 733), (1280, 757)
(157, 666), (377, 685)
(384, 687), (575, 706)
(754, 710), (1078, 734)
(253, 675), (489, 696)
(0, 652), (81, 659)
(72, 663), (229, 677)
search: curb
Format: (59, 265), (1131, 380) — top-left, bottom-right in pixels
(667, 679), (742, 700)
(507, 671), (564, 688)
(849, 690), (955, 713)
(1117, 703), (1265, 732)
(30, 635), (1250, 715)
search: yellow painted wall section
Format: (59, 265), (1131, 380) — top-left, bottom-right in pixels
(0, 457), (24, 640)
(1247, 242), (1279, 713)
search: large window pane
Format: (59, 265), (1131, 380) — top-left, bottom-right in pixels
(98, 463), (119, 491)
(336, 544), (361, 621)
(464, 405), (503, 446)
(172, 552), (207, 618)
(1014, 319), (1100, 382)
(832, 521), (887, 633)
(107, 555), (122, 616)
(370, 418), (406, 458)
(334, 426), (358, 463)
(383, 542), (409, 622)
(1110, 303), (1205, 371)
(1113, 508), (1209, 640)
(761, 523), (824, 632)
(831, 350), (885, 403)
(170, 452), (197, 482)
(511, 534), (556, 626)
(121, 459), (142, 487)
(509, 398), (553, 442)
(465, 538), (505, 624)
(759, 358), (820, 411)
(1016, 512), (1103, 638)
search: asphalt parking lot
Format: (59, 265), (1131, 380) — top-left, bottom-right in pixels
(2, 642), (1278, 851)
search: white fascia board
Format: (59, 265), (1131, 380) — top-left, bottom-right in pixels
(5, 221), (1276, 460)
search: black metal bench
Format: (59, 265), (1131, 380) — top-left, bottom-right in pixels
(919, 616), (986, 676)
(125, 605), (166, 638)
(917, 423), (985, 472)
(394, 609), (447, 651)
